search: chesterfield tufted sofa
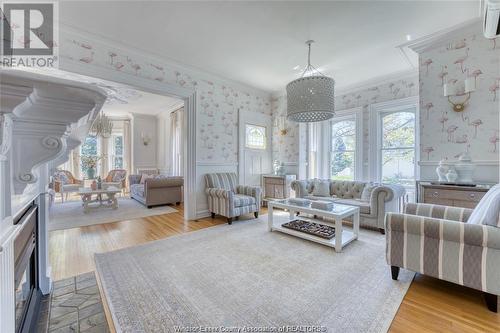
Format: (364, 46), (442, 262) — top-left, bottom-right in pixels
(205, 172), (262, 224)
(291, 179), (405, 233)
(129, 174), (183, 208)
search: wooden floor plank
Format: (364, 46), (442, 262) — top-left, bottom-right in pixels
(48, 204), (500, 332)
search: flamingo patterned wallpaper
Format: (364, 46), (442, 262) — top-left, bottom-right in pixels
(418, 30), (499, 170)
(59, 29), (271, 164)
(272, 75), (419, 177)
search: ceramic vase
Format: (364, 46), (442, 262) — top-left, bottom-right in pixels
(87, 167), (95, 179)
(455, 152), (475, 183)
(436, 160), (451, 182)
(446, 168), (458, 182)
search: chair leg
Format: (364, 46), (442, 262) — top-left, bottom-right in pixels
(254, 212), (259, 218)
(483, 293), (498, 312)
(211, 212), (215, 219)
(391, 266), (400, 280)
(227, 217), (233, 225)
(379, 228), (385, 235)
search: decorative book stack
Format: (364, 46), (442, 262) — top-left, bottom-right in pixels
(311, 200), (334, 211)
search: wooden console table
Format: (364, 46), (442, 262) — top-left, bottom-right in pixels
(262, 174), (296, 206)
(416, 181), (495, 209)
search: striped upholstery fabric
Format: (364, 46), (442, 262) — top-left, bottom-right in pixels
(386, 203), (500, 296)
(205, 173), (238, 192)
(205, 173), (261, 219)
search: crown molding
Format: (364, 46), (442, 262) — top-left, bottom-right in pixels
(335, 70), (418, 96)
(399, 18), (482, 54)
(59, 22), (272, 100)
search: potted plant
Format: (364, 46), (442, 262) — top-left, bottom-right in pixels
(81, 155), (101, 179)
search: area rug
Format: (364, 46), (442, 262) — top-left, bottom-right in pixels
(95, 214), (414, 333)
(49, 198), (177, 231)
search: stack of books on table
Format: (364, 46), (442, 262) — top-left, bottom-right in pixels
(311, 200), (334, 211)
(288, 198), (311, 206)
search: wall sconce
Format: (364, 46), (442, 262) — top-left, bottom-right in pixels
(141, 132), (151, 146)
(274, 116), (288, 136)
(443, 77), (476, 112)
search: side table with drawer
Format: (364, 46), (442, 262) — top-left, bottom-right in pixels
(262, 174), (296, 206)
(416, 181), (494, 209)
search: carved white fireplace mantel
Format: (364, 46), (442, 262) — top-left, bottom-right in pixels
(0, 69), (106, 333)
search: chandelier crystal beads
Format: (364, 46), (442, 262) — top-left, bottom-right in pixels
(90, 111), (113, 138)
(286, 40), (335, 122)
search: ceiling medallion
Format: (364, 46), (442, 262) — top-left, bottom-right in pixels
(286, 40), (335, 123)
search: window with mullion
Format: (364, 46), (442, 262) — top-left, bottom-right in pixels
(111, 134), (124, 169)
(331, 119), (356, 181)
(380, 111), (415, 187)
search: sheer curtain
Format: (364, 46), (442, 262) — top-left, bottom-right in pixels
(123, 119), (132, 177)
(170, 108), (183, 176)
(99, 137), (109, 178)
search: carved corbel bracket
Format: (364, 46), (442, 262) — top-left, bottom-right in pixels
(11, 120), (68, 194)
(0, 114), (13, 161)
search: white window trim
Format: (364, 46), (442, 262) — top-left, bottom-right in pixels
(368, 96), (420, 183)
(307, 107), (363, 180)
(329, 107), (363, 181)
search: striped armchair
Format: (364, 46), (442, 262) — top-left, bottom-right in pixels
(205, 173), (262, 224)
(386, 202), (500, 312)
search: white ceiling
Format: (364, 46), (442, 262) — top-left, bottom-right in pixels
(60, 1), (480, 92)
(101, 87), (183, 117)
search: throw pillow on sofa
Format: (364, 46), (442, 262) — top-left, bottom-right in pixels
(140, 174), (155, 184)
(467, 184), (500, 227)
(312, 180), (330, 197)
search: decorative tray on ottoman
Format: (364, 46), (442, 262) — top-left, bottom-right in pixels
(282, 220), (335, 239)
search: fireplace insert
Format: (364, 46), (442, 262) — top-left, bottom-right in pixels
(13, 202), (41, 333)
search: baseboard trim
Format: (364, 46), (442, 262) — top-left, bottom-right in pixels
(196, 209), (210, 219)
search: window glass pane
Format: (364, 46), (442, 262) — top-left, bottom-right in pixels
(114, 157), (123, 169)
(114, 136), (123, 156)
(331, 151), (355, 180)
(80, 136), (98, 175)
(381, 149), (415, 186)
(382, 112), (415, 148)
(81, 136), (98, 156)
(332, 120), (356, 151)
(245, 124), (266, 149)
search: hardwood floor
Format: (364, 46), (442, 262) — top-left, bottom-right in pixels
(49, 204), (500, 332)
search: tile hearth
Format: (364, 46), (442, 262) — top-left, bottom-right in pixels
(38, 272), (108, 333)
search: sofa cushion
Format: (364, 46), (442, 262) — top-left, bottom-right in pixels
(234, 194), (256, 207)
(468, 184), (500, 227)
(130, 184), (145, 197)
(312, 179), (330, 196)
(330, 181), (366, 199)
(335, 198), (371, 214)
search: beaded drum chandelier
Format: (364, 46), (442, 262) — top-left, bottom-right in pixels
(286, 40), (335, 123)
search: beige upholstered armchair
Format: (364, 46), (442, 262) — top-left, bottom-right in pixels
(386, 202), (500, 312)
(53, 170), (83, 202)
(205, 173), (262, 224)
(103, 169), (127, 193)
